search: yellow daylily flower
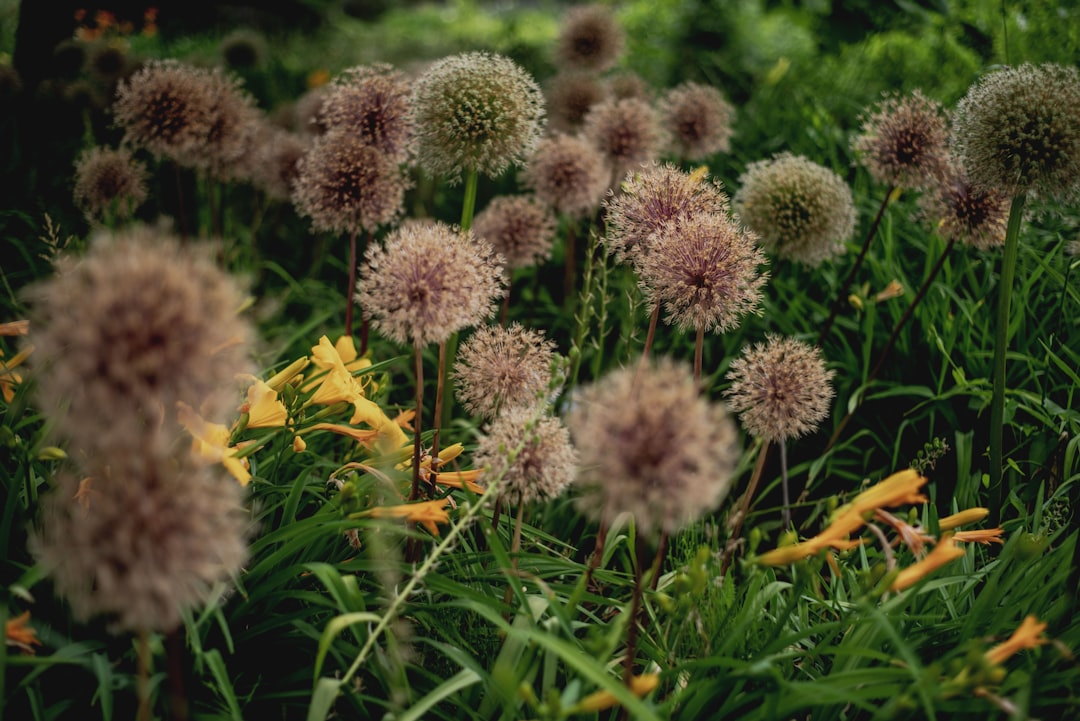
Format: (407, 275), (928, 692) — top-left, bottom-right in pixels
(307, 422), (379, 445)
(359, 498), (452, 536)
(292, 435), (307, 453)
(265, 356), (310, 391)
(890, 534), (965, 592)
(840, 469), (928, 519)
(938, 508), (990, 531)
(240, 377), (289, 428)
(0, 320), (29, 336)
(570, 674), (660, 714)
(177, 402), (252, 486)
(334, 334), (372, 376)
(0, 344), (32, 403)
(984, 615), (1048, 666)
(952, 528), (1004, 545)
(5, 610), (42, 655)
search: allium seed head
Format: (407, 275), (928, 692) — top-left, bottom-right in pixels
(72, 146), (149, 223)
(639, 212), (768, 334)
(567, 358), (739, 537)
(953, 63), (1080, 201)
(660, 81), (735, 161)
(555, 3), (625, 73)
(319, 63), (414, 163)
(34, 456), (248, 633)
(454, 322), (558, 420)
(292, 84), (332, 136)
(474, 408), (577, 506)
(247, 124), (310, 201)
(603, 162), (730, 265)
(219, 28), (268, 70)
(410, 51), (545, 182)
(292, 130), (410, 236)
(520, 133), (608, 217)
(918, 157), (1010, 250)
(472, 195), (558, 269)
(356, 222), (506, 347)
(852, 89), (949, 190)
(546, 70), (608, 132)
(25, 226), (254, 455)
(724, 334), (835, 443)
(583, 97), (667, 179)
(733, 152), (856, 267)
(608, 71), (650, 101)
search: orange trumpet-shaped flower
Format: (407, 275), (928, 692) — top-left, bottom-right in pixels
(985, 615), (1048, 666)
(570, 674), (660, 714)
(938, 507), (990, 531)
(890, 534), (965, 591)
(5, 611), (42, 655)
(952, 527), (1004, 545)
(358, 498), (452, 536)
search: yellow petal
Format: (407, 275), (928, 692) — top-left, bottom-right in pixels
(952, 528), (1004, 545)
(938, 508), (990, 531)
(243, 378), (288, 428)
(890, 534), (965, 592)
(265, 356), (310, 391)
(985, 615), (1048, 666)
(572, 674), (659, 713)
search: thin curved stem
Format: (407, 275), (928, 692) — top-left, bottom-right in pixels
(779, 438), (791, 529)
(460, 169), (479, 232)
(721, 438), (770, 576)
(432, 339), (447, 462)
(344, 230), (357, 339)
(410, 342), (424, 502)
(693, 325), (704, 384)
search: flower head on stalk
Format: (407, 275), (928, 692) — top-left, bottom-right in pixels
(852, 89), (949, 190)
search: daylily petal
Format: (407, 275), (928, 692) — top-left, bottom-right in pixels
(5, 611), (42, 654)
(571, 674), (660, 713)
(360, 498), (452, 536)
(985, 615), (1048, 666)
(890, 534), (965, 591)
(242, 378), (289, 428)
(952, 528), (1004, 545)
(177, 402), (252, 486)
(939, 508), (990, 531)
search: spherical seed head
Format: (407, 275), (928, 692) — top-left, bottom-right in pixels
(555, 3), (625, 73)
(520, 133), (608, 217)
(546, 70), (608, 132)
(660, 81), (735, 161)
(474, 407), (577, 506)
(608, 71), (650, 101)
(583, 97), (667, 179)
(248, 124), (310, 201)
(86, 40), (130, 84)
(319, 63), (414, 163)
(34, 455), (248, 633)
(918, 157), (1010, 250)
(603, 162), (730, 265)
(472, 195), (558, 269)
(567, 357), (739, 537)
(953, 63), (1080, 202)
(72, 145), (149, 223)
(356, 222), (506, 347)
(112, 59), (215, 163)
(293, 129), (410, 235)
(197, 69), (262, 180)
(852, 89), (949, 190)
(410, 51), (545, 182)
(454, 322), (558, 420)
(724, 334), (835, 443)
(733, 152), (856, 267)
(293, 84), (332, 136)
(219, 28), (268, 70)
(639, 212), (768, 334)
(25, 226), (254, 455)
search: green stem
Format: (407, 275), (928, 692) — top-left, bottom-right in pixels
(460, 168), (479, 232)
(989, 193), (1027, 520)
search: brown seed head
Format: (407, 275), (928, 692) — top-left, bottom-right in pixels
(356, 222), (506, 347)
(72, 145), (149, 223)
(454, 322), (558, 420)
(583, 97), (667, 180)
(474, 407), (577, 506)
(724, 334), (835, 442)
(247, 123), (310, 201)
(546, 70), (608, 132)
(520, 133), (608, 218)
(918, 157), (1010, 251)
(733, 152), (856, 267)
(555, 3), (625, 73)
(319, 63), (414, 163)
(852, 89), (949, 190)
(660, 81), (735, 161)
(567, 357), (739, 537)
(472, 195), (558, 270)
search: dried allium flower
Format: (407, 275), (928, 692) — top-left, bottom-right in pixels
(410, 51), (545, 182)
(356, 222), (506, 346)
(724, 334), (835, 442)
(472, 195), (558, 269)
(319, 63), (413, 163)
(454, 322), (557, 419)
(198, 70), (262, 180)
(293, 84), (332, 135)
(247, 124), (310, 201)
(520, 133), (608, 217)
(34, 456), (248, 633)
(638, 212), (767, 333)
(608, 71), (650, 100)
(567, 357), (739, 537)
(660, 81), (735, 161)
(919, 157), (1010, 250)
(603, 162), (730, 264)
(555, 3), (624, 73)
(112, 59), (215, 163)
(852, 89), (949, 190)
(86, 40), (129, 84)
(72, 146), (149, 222)
(292, 129), (410, 235)
(25, 225), (254, 454)
(219, 28), (267, 70)
(546, 70), (608, 132)
(583, 97), (667, 179)
(733, 152), (856, 267)
(474, 407), (576, 506)
(953, 63), (1080, 202)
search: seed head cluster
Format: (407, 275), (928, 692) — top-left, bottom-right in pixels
(520, 133), (608, 217)
(851, 89), (949, 190)
(318, 63), (414, 163)
(472, 195), (558, 270)
(555, 3), (625, 72)
(567, 358), (739, 537)
(639, 212), (768, 334)
(545, 70), (608, 132)
(356, 222), (506, 347)
(953, 63), (1080, 202)
(660, 81), (735, 161)
(733, 152), (856, 266)
(474, 407), (577, 506)
(919, 157), (1010, 250)
(247, 124), (310, 202)
(454, 322), (558, 420)
(410, 51), (545, 182)
(72, 145), (148, 223)
(583, 97), (667, 179)
(724, 334), (835, 443)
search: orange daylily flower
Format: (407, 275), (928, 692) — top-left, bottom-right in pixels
(308, 422), (379, 445)
(841, 469), (928, 518)
(0, 320), (29, 336)
(5, 611), (42, 654)
(0, 344), (32, 403)
(938, 508), (990, 531)
(360, 498), (452, 536)
(570, 674), (660, 713)
(952, 528), (1004, 545)
(177, 402), (253, 486)
(985, 615), (1048, 666)
(890, 534), (965, 591)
